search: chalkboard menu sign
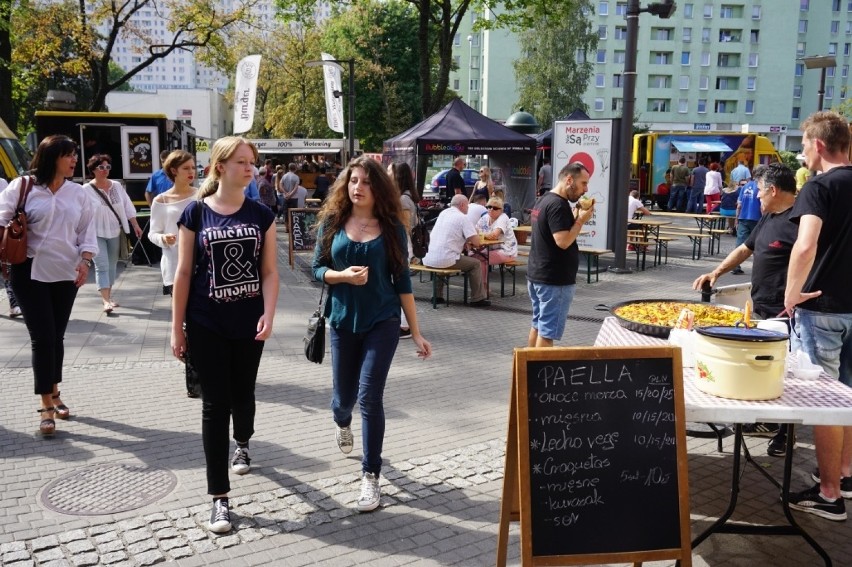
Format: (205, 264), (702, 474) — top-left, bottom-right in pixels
(288, 208), (319, 267)
(497, 347), (691, 566)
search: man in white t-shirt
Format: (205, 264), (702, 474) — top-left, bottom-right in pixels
(422, 195), (489, 307)
(627, 190), (651, 222)
(467, 193), (487, 225)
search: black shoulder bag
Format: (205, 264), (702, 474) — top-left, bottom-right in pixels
(304, 283), (327, 364)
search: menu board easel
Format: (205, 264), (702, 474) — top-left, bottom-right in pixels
(288, 208), (319, 268)
(497, 346), (692, 566)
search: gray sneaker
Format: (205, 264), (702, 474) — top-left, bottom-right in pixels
(357, 472), (381, 512)
(336, 425), (353, 454)
(231, 446), (251, 475)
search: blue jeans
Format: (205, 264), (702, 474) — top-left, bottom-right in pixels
(687, 187), (704, 213)
(734, 219), (757, 270)
(94, 235), (120, 290)
(330, 317), (400, 475)
(792, 308), (852, 387)
(528, 281), (577, 341)
(667, 185), (687, 212)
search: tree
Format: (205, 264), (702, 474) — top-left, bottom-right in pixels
(513, 0), (597, 128)
(0, 0), (14, 130)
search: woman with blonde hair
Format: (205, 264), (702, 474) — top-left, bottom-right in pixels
(388, 161), (420, 338)
(312, 156), (431, 512)
(170, 136), (278, 534)
(148, 150), (196, 295)
(470, 166), (495, 202)
(473, 196), (518, 295)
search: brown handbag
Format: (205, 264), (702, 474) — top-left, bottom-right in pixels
(0, 176), (34, 278)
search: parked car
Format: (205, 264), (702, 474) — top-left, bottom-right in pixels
(421, 168), (480, 202)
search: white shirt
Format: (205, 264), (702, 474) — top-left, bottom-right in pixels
(627, 195), (644, 220)
(704, 171), (723, 195)
(83, 180), (137, 238)
(467, 203), (487, 224)
(476, 212), (518, 257)
(0, 177), (98, 282)
(148, 193), (196, 286)
(422, 206), (476, 268)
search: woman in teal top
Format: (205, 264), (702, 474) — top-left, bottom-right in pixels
(312, 156), (432, 512)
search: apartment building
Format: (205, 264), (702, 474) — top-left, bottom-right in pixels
(450, 2), (852, 150)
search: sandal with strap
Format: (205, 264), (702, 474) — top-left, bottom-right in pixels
(38, 407), (56, 436)
(52, 393), (70, 420)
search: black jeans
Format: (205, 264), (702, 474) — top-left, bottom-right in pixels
(187, 320), (265, 495)
(11, 259), (78, 395)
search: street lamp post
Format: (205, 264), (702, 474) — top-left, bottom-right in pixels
(612, 0), (677, 274)
(467, 35), (473, 106)
(306, 58), (356, 161)
(801, 55), (837, 112)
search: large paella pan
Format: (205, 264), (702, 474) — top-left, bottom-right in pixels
(600, 299), (744, 338)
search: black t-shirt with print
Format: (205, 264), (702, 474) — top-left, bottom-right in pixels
(527, 192), (578, 286)
(744, 207), (797, 317)
(790, 166), (852, 313)
(179, 199), (275, 338)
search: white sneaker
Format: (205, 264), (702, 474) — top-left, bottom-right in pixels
(357, 472), (381, 512)
(231, 446), (251, 475)
(336, 425), (353, 454)
(208, 498), (231, 533)
(9, 306), (21, 318)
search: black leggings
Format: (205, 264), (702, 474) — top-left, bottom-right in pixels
(11, 259), (78, 395)
(187, 320), (265, 495)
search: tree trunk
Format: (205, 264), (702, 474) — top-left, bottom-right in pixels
(0, 0), (15, 130)
(416, 0), (431, 117)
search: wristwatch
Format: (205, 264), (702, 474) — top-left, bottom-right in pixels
(82, 258), (93, 268)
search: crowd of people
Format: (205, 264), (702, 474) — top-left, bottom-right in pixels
(3, 110), (852, 534)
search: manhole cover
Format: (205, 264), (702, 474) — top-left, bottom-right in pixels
(41, 463), (177, 516)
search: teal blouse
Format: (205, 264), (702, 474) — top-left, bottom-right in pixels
(312, 223), (412, 333)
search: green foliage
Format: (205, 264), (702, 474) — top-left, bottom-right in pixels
(779, 150), (801, 172)
(513, 0), (597, 128)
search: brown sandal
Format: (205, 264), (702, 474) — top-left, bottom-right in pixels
(53, 392), (70, 419)
(38, 407), (56, 436)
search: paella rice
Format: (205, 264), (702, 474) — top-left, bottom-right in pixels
(614, 301), (741, 329)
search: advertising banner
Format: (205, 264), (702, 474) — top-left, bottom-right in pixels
(551, 120), (614, 251)
(233, 55), (262, 134)
(322, 53), (345, 134)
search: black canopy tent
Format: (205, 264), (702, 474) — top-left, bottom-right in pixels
(535, 109), (592, 157)
(383, 98), (537, 218)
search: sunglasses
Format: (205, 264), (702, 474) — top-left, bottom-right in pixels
(486, 205), (502, 210)
(96, 164), (112, 171)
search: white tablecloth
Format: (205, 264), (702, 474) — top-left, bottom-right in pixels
(595, 317), (852, 426)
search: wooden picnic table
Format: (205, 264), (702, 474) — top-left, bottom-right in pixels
(644, 211), (727, 255)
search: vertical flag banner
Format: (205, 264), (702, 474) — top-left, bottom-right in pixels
(233, 55), (262, 134)
(322, 53), (345, 134)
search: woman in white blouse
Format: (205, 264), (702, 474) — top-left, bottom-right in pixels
(0, 135), (98, 435)
(84, 154), (142, 312)
(148, 151), (197, 295)
(473, 196), (518, 295)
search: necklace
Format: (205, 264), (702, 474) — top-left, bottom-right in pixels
(357, 218), (377, 232)
(360, 221), (374, 233)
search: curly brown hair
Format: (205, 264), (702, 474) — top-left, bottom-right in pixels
(315, 156), (406, 276)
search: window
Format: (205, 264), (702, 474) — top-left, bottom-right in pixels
(701, 52), (710, 66)
(453, 33), (460, 46)
(843, 64), (849, 78)
(595, 73), (605, 87)
(829, 66), (836, 77)
(847, 21), (852, 34)
(470, 79), (479, 91)
(615, 26), (627, 40)
(647, 99), (670, 112)
(616, 2), (627, 16)
(684, 3), (693, 18)
(752, 5), (761, 19)
(794, 85), (803, 98)
(795, 63), (804, 76)
(833, 0), (841, 9)
(599, 25), (607, 39)
(681, 51), (691, 65)
(748, 53), (759, 67)
(745, 100), (755, 114)
(471, 34), (480, 47)
(797, 42), (806, 57)
(698, 99), (707, 113)
(799, 20), (808, 33)
(747, 77), (757, 90)
(613, 51), (626, 64)
(716, 77), (739, 90)
(846, 43), (851, 55)
(842, 86), (848, 100)
(648, 75), (671, 88)
(751, 30), (760, 44)
(715, 100), (736, 113)
(612, 98), (623, 112)
(702, 28), (711, 42)
(833, 21), (841, 34)
(718, 53), (739, 67)
(453, 79), (460, 90)
(830, 43), (838, 55)
(719, 29), (740, 42)
(597, 49), (607, 63)
(594, 98), (605, 111)
(679, 75), (690, 89)
(699, 76), (709, 89)
(653, 27), (674, 40)
(720, 5), (735, 18)
(678, 99), (689, 113)
(827, 86), (836, 99)
(849, 0), (852, 11)
(576, 49), (587, 63)
(471, 56), (479, 69)
(703, 5), (712, 18)
(651, 52), (672, 64)
(801, 0), (809, 10)
(599, 1), (608, 15)
(613, 74), (624, 87)
(793, 107), (801, 120)
(683, 28), (692, 42)
(453, 55), (461, 67)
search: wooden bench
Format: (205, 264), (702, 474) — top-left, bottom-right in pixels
(497, 259), (526, 297)
(578, 248), (612, 283)
(652, 236), (678, 265)
(626, 237), (652, 270)
(410, 264), (468, 308)
(658, 230), (708, 260)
